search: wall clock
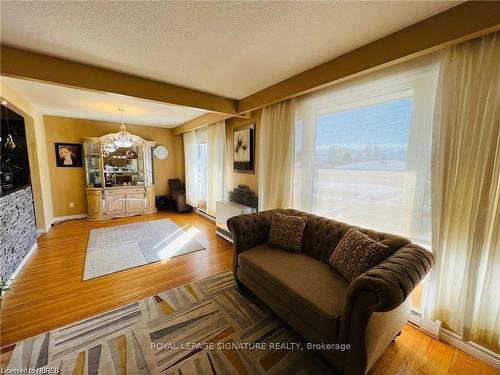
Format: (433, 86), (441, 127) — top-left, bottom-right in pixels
(153, 145), (169, 160)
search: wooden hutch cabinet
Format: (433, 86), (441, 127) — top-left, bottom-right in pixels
(83, 133), (157, 220)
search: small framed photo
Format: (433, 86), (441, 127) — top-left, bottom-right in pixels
(233, 124), (255, 173)
(55, 143), (83, 167)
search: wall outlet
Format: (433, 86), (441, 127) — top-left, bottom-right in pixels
(69, 202), (74, 208)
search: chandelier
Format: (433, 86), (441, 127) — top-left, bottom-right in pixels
(110, 109), (139, 148)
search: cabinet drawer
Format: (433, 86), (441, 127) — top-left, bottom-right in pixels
(104, 187), (145, 196)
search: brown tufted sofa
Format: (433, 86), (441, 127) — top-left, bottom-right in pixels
(227, 209), (433, 375)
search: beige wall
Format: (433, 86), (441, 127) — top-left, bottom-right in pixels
(0, 80), (54, 231)
(411, 284), (423, 310)
(225, 109), (261, 194)
(44, 116), (181, 217)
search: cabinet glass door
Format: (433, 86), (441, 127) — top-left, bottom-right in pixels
(84, 142), (102, 187)
(102, 144), (146, 187)
(144, 146), (154, 186)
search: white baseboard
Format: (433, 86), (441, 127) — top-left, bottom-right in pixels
(440, 328), (500, 369)
(194, 208), (216, 223)
(37, 224), (52, 234)
(50, 214), (87, 226)
(216, 227), (233, 243)
(5, 242), (38, 288)
(35, 214), (87, 234)
(409, 308), (500, 369)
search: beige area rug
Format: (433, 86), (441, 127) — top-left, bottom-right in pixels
(2, 271), (333, 374)
(83, 219), (205, 280)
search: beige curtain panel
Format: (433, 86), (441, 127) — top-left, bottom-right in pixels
(207, 120), (226, 217)
(258, 98), (296, 211)
(183, 130), (198, 207)
(425, 32), (500, 352)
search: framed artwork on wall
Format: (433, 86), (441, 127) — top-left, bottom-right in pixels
(233, 124), (255, 173)
(55, 143), (83, 167)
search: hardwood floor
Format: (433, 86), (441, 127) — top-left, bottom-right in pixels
(0, 211), (233, 347)
(1, 211), (497, 374)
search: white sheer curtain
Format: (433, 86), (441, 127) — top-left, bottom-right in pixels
(258, 99), (296, 211)
(195, 127), (208, 209)
(207, 120), (226, 216)
(183, 130), (198, 207)
(424, 32), (500, 352)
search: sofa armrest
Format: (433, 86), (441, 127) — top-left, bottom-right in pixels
(345, 243), (433, 314)
(227, 211), (273, 274)
(340, 243), (433, 375)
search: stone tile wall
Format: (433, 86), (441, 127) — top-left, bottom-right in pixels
(0, 185), (37, 281)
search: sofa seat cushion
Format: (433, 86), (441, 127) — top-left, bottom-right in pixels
(238, 245), (348, 337)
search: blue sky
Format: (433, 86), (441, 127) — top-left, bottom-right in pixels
(315, 97), (413, 146)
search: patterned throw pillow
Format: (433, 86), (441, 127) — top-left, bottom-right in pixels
(329, 228), (392, 282)
(268, 212), (307, 253)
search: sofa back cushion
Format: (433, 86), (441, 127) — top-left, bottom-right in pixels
(271, 209), (410, 262)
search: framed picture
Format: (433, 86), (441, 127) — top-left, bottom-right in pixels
(233, 124), (255, 173)
(55, 143), (83, 167)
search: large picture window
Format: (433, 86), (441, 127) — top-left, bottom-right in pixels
(294, 59), (439, 246)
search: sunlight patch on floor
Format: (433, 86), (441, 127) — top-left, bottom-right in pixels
(158, 226), (200, 261)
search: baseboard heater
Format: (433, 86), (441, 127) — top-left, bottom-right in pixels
(409, 309), (442, 339)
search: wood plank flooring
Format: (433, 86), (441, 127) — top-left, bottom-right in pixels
(0, 211), (497, 374)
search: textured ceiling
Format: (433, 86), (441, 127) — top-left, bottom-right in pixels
(1, 1), (459, 99)
(1, 77), (207, 128)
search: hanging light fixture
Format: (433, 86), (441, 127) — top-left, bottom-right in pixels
(2, 101), (16, 150)
(110, 108), (138, 148)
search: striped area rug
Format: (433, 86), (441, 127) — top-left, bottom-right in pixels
(1, 271), (332, 374)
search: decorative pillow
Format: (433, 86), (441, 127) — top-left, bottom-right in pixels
(329, 228), (391, 282)
(268, 212), (307, 253)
